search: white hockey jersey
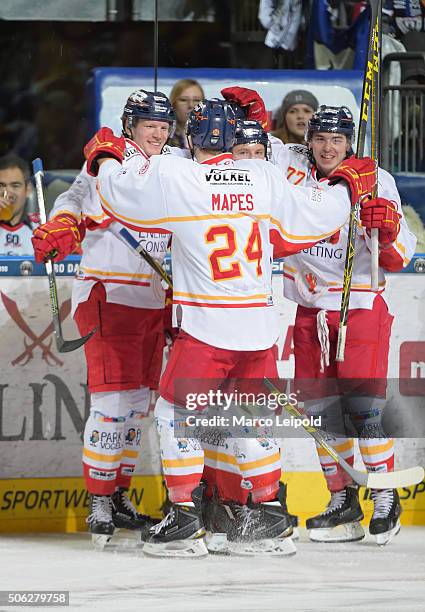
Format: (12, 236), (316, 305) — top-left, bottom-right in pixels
(97, 150), (353, 351)
(0, 217), (36, 256)
(271, 142), (417, 310)
(51, 140), (174, 314)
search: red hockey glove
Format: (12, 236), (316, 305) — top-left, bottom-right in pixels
(32, 214), (86, 263)
(84, 127), (126, 177)
(329, 156), (376, 206)
(360, 197), (401, 244)
(221, 86), (268, 128)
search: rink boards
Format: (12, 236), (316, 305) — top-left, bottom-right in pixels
(0, 266), (424, 532)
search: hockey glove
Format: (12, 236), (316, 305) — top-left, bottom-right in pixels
(329, 156), (376, 206)
(221, 86), (268, 128)
(32, 214), (86, 263)
(360, 197), (401, 244)
(84, 127), (126, 177)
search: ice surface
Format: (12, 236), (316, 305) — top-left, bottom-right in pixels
(2, 528), (425, 611)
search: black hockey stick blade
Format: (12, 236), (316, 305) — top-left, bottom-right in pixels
(55, 327), (96, 353)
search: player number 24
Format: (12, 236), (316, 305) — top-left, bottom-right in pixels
(205, 222), (262, 281)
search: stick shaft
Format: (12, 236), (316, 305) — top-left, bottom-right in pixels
(336, 0), (382, 361)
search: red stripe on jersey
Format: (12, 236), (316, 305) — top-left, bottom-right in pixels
(270, 228), (316, 259)
(328, 287), (385, 294)
(79, 275), (151, 287)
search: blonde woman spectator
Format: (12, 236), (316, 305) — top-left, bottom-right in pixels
(272, 90), (318, 144)
(168, 79), (204, 148)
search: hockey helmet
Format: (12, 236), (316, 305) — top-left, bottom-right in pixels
(306, 105), (355, 143)
(186, 99), (237, 151)
(121, 89), (176, 137)
(234, 119), (270, 159)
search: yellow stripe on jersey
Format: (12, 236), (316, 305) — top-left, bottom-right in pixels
(122, 450), (139, 459)
(173, 291), (268, 301)
(270, 215), (345, 242)
(317, 440), (354, 457)
(162, 457), (204, 468)
(358, 440), (394, 455)
(99, 189), (270, 226)
(204, 449), (281, 471)
(83, 448), (123, 462)
(79, 266), (152, 279)
(239, 452), (281, 471)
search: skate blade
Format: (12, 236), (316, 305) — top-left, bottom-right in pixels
(92, 534), (113, 551)
(374, 520), (401, 546)
(308, 522), (365, 543)
(205, 532), (230, 555)
(91, 529), (143, 551)
(143, 536), (208, 559)
(229, 536), (297, 557)
(291, 527), (300, 541)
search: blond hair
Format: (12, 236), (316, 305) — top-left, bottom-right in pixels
(169, 79), (205, 108)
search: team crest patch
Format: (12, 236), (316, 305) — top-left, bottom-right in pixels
(138, 159), (150, 175)
(295, 268), (327, 303)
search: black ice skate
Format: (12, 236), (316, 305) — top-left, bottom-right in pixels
(203, 484), (296, 557)
(306, 486), (365, 543)
(369, 489), (401, 546)
(87, 494), (115, 550)
(279, 482), (299, 539)
(111, 488), (154, 537)
(142, 485), (208, 558)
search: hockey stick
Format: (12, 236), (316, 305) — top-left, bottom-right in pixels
(264, 378), (424, 489)
(153, 0), (159, 91)
(336, 0), (381, 361)
(108, 222), (173, 289)
(369, 1), (381, 291)
(32, 158), (96, 353)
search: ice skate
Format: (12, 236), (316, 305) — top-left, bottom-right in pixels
(306, 486), (365, 543)
(87, 494), (115, 551)
(369, 489), (401, 546)
(279, 482), (299, 540)
(142, 485), (208, 558)
(111, 488), (154, 538)
(203, 485), (296, 557)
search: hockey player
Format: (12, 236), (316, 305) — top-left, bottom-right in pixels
(230, 116), (300, 538)
(31, 90), (177, 547)
(232, 119), (270, 161)
(0, 154), (36, 255)
(277, 106), (416, 545)
(84, 97), (377, 557)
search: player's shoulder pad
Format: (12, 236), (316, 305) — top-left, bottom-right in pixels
(377, 165), (395, 184)
(287, 143), (309, 158)
(124, 144), (142, 161)
(162, 145), (190, 158)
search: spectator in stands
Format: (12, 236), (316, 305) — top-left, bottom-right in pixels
(387, 0), (425, 84)
(168, 78), (205, 148)
(272, 90), (318, 144)
(0, 154), (37, 255)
